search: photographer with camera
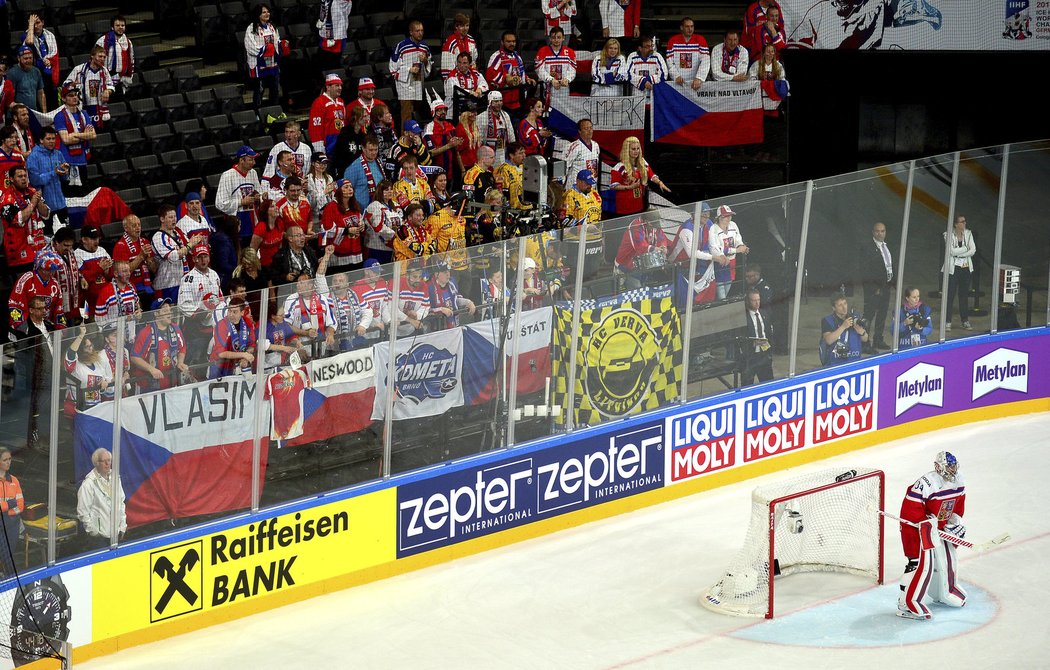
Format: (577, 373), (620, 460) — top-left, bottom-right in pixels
(893, 286), (933, 350)
(819, 292), (868, 366)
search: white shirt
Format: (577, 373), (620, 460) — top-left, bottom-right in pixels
(77, 468), (127, 539)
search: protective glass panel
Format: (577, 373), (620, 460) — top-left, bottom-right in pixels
(1000, 141), (1050, 330)
(944, 148), (1002, 339)
(799, 164), (912, 374)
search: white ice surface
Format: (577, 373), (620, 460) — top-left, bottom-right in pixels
(81, 411), (1050, 669)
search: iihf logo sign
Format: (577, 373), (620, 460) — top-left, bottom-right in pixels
(394, 343), (459, 403)
(895, 362), (944, 417)
(1003, 1), (1032, 41)
(972, 348), (1028, 401)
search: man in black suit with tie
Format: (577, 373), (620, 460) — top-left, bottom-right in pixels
(742, 288), (774, 385)
(857, 222), (893, 353)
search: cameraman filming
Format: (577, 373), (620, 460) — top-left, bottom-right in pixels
(893, 286), (933, 350)
(820, 292), (869, 366)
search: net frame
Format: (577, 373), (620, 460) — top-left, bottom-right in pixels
(702, 467), (885, 619)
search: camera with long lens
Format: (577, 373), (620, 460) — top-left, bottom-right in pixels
(910, 313), (929, 329)
(503, 203), (552, 238)
(848, 311), (868, 329)
(832, 340), (850, 359)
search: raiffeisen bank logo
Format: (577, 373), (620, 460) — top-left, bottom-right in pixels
(972, 348), (1028, 401)
(895, 362), (944, 417)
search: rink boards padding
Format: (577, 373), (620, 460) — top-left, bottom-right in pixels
(8, 328), (1049, 668)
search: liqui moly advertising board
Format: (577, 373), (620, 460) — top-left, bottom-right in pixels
(812, 369), (878, 445)
(742, 387), (808, 462)
(666, 402), (737, 483)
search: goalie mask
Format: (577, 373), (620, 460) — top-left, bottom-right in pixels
(934, 451), (959, 482)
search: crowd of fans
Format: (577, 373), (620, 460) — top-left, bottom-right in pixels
(0, 2), (798, 439)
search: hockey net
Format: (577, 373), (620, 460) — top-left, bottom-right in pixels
(701, 467), (884, 618)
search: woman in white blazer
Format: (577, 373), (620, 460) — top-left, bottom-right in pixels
(942, 214), (976, 331)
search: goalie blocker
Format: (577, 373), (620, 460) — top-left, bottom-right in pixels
(701, 467), (885, 619)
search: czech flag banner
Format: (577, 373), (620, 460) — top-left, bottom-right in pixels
(462, 306), (553, 405)
(547, 92), (645, 168)
(652, 80), (764, 147)
(73, 377), (267, 527)
(285, 348), (377, 446)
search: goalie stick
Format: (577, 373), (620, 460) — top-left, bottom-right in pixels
(880, 510), (1010, 552)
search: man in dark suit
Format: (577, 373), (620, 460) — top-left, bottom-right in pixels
(12, 295), (61, 450)
(741, 288), (774, 385)
(857, 222), (893, 352)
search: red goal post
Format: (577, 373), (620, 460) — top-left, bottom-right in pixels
(702, 467), (885, 619)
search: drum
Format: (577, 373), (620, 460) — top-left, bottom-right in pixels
(635, 250), (666, 271)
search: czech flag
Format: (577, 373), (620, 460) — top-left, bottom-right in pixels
(462, 307), (554, 405)
(652, 81), (764, 147)
(74, 377), (267, 528)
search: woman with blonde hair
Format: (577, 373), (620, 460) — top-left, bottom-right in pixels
(591, 38), (627, 97)
(232, 247), (268, 318)
(454, 109), (481, 176)
(609, 136), (670, 216)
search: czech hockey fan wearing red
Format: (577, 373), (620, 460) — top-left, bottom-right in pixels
(131, 298), (189, 392)
(2, 164), (50, 276)
(179, 244), (224, 365)
(345, 77), (384, 117)
(423, 93), (461, 177)
(93, 259), (139, 336)
(9, 251), (64, 330)
(273, 175), (312, 233)
(440, 14), (478, 81)
(309, 73), (346, 155)
(111, 214), (156, 308)
(209, 296), (256, 379)
(486, 31), (535, 119)
(898, 450), (967, 620)
(534, 27), (577, 104)
(42, 227), (82, 326)
(742, 0), (784, 57)
(0, 126), (27, 188)
(319, 179), (365, 270)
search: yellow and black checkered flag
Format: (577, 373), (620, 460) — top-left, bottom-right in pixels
(552, 297), (683, 427)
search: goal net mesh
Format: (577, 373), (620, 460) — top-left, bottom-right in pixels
(701, 467), (884, 618)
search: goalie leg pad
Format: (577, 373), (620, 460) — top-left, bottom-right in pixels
(898, 552), (933, 619)
(936, 541), (967, 607)
(927, 539), (967, 607)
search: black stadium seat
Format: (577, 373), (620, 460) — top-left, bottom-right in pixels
(231, 109), (262, 139)
(100, 159), (133, 190)
(131, 155), (166, 186)
(184, 90), (219, 118)
(161, 149), (194, 180)
(172, 65), (200, 92)
(144, 123), (177, 154)
(203, 114), (238, 144)
(114, 128), (149, 158)
(130, 97), (165, 126)
(146, 182), (178, 207)
(158, 94), (193, 122)
(174, 119), (209, 148)
(89, 131), (120, 162)
(115, 187), (147, 215)
(105, 101), (135, 130)
(191, 144), (225, 175)
(142, 69), (177, 96)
